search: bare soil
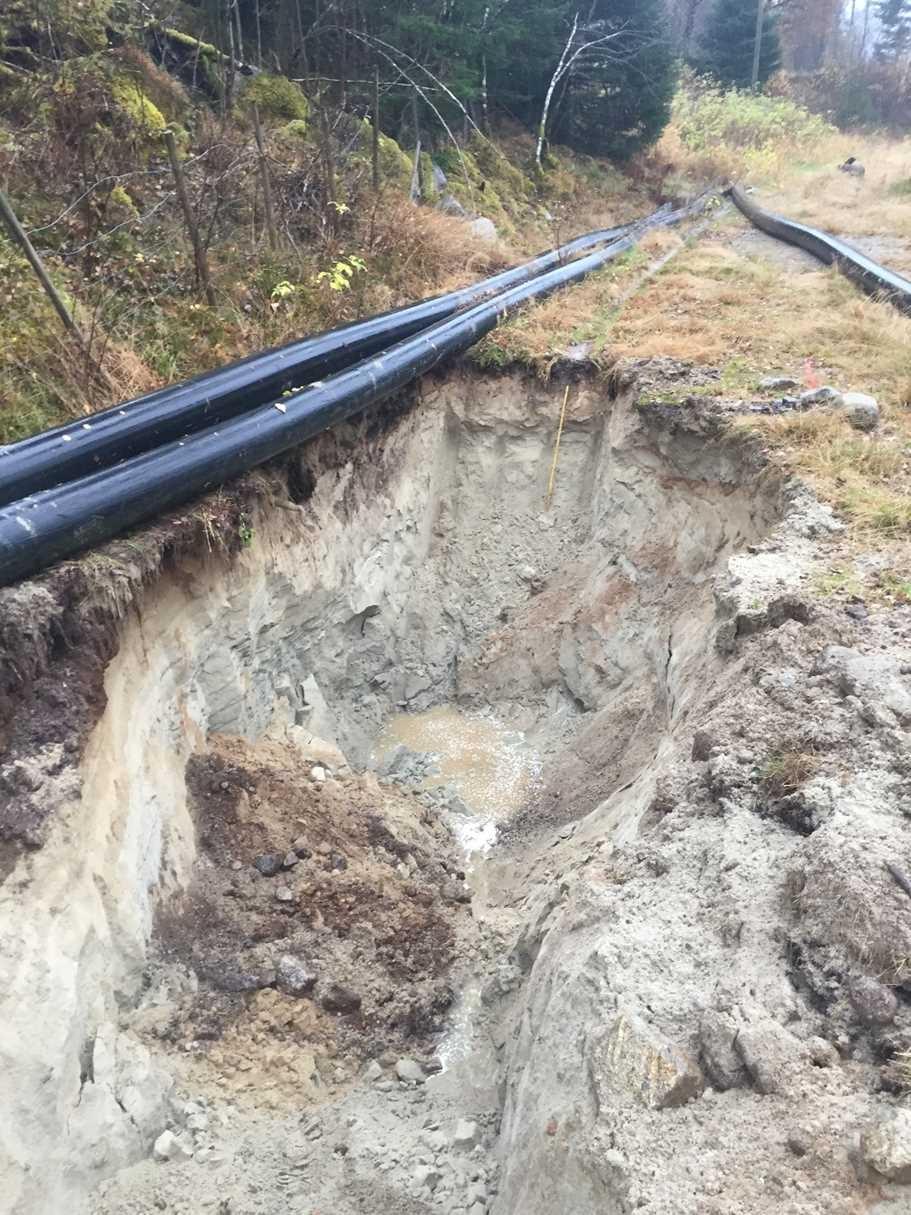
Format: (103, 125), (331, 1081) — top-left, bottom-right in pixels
(143, 735), (470, 1108)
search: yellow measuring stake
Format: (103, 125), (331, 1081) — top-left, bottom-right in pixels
(545, 385), (570, 510)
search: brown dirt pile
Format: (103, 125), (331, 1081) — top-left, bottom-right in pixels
(143, 735), (469, 1106)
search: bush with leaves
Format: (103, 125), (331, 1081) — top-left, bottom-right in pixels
(666, 70), (835, 179)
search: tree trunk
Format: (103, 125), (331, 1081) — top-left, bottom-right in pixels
(253, 105), (279, 251)
(164, 130), (217, 306)
(372, 66), (381, 193)
(0, 189), (116, 392)
(536, 12), (579, 168)
(412, 91), (425, 199)
(751, 0), (766, 89)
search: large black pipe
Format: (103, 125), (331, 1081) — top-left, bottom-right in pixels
(0, 216), (657, 508)
(0, 231), (649, 587)
(727, 185), (911, 315)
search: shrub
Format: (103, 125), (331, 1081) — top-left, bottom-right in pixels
(661, 70), (836, 181)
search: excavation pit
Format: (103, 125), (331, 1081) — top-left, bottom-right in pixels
(0, 363), (788, 1214)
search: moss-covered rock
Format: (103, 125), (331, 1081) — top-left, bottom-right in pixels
(430, 146), (521, 237)
(469, 136), (534, 201)
(242, 73), (309, 122)
(379, 131), (413, 190)
(107, 183), (138, 222)
(277, 118), (310, 144)
(111, 75), (168, 135)
(352, 121), (413, 191)
(151, 26), (226, 99)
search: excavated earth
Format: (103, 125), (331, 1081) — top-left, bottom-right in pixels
(1, 357), (911, 1215)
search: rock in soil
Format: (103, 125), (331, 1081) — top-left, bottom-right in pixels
(862, 1109), (911, 1182)
(841, 390), (880, 431)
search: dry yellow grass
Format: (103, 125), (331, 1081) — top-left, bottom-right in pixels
(760, 748), (821, 796)
(760, 136), (911, 252)
(473, 228), (687, 373)
(481, 207), (911, 547)
(753, 410), (911, 538)
(608, 236), (911, 540)
(610, 240), (911, 397)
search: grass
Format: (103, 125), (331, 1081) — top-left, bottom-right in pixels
(757, 135), (911, 258)
(744, 409), (911, 539)
(604, 232), (911, 543)
(760, 748), (821, 797)
(472, 227), (684, 375)
(475, 187), (911, 548)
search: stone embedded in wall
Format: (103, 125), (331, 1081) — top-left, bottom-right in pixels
(588, 1012), (705, 1111)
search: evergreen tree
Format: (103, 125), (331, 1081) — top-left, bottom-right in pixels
(700, 0), (782, 88)
(550, 0), (678, 160)
(876, 0), (911, 59)
(187, 0), (677, 161)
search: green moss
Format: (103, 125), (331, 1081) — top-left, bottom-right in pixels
(108, 183), (138, 218)
(2, 0), (112, 58)
(419, 151), (438, 203)
(469, 136), (533, 200)
(379, 132), (413, 189)
(277, 118), (310, 143)
(242, 73), (309, 122)
(430, 143), (538, 238)
(353, 122), (413, 191)
(160, 27), (223, 60)
(111, 75), (167, 135)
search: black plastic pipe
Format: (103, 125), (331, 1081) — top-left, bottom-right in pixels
(0, 217), (655, 508)
(0, 194), (710, 586)
(727, 185), (911, 315)
(0, 234), (644, 586)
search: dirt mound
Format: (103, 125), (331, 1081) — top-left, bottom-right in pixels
(142, 735), (468, 1106)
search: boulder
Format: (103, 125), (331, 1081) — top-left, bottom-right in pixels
(470, 217), (498, 243)
(848, 975), (898, 1027)
(841, 391), (879, 431)
(253, 853), (284, 877)
(395, 1057), (426, 1084)
(862, 1109), (911, 1182)
(153, 1129), (194, 1162)
(589, 1012), (704, 1110)
(734, 1020), (806, 1096)
(698, 1010), (749, 1091)
(439, 192), (468, 217)
(452, 1118), (481, 1150)
(800, 386), (844, 409)
(321, 983), (362, 1013)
